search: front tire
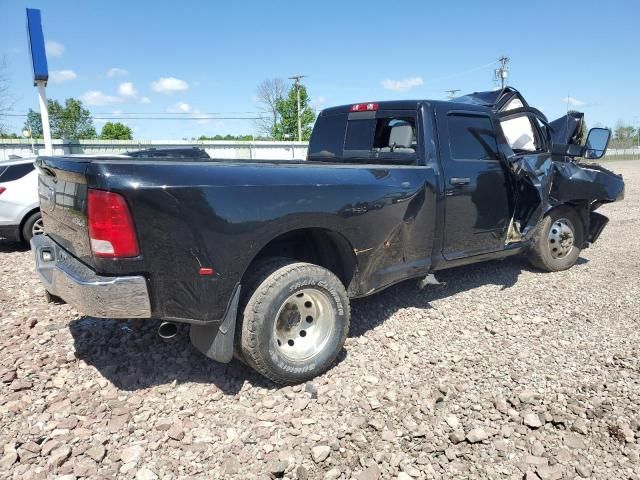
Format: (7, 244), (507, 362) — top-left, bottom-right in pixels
(528, 206), (584, 272)
(239, 258), (350, 385)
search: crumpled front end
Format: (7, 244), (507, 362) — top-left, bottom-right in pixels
(456, 87), (625, 247)
(506, 156), (624, 247)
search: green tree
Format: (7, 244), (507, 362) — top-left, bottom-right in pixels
(198, 134), (256, 141)
(100, 121), (133, 140)
(614, 121), (635, 142)
(272, 84), (315, 141)
(23, 98), (96, 140)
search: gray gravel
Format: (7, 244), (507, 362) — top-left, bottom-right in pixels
(1, 161), (639, 480)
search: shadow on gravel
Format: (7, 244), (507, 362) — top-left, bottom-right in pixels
(69, 317), (278, 394)
(68, 253), (587, 393)
(70, 316), (349, 393)
(348, 254), (588, 337)
(0, 239), (28, 253)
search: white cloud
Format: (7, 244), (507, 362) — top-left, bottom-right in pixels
(167, 102), (191, 113)
(49, 70), (77, 83)
(139, 96), (152, 104)
(81, 90), (122, 106)
(310, 96), (327, 111)
(151, 77), (189, 94)
(381, 76), (424, 92)
(107, 67), (128, 78)
(118, 82), (137, 97)
(45, 40), (65, 57)
(562, 96), (585, 107)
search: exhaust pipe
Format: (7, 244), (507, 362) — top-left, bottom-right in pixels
(158, 321), (178, 340)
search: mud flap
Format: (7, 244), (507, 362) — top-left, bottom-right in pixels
(189, 284), (241, 363)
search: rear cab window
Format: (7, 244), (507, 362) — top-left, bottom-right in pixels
(0, 162), (35, 182)
(308, 109), (420, 164)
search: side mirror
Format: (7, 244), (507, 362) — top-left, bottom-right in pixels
(584, 128), (611, 160)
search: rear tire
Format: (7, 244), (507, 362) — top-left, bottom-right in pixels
(238, 258), (350, 385)
(528, 206), (584, 272)
(22, 211), (43, 245)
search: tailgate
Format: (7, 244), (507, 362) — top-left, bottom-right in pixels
(36, 156), (95, 267)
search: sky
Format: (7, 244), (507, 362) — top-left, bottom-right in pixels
(1, 0), (639, 139)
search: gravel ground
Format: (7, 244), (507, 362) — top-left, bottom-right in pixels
(1, 161), (639, 480)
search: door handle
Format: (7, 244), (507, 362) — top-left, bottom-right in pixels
(450, 177), (470, 185)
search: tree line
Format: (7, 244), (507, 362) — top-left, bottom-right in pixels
(0, 71), (318, 141)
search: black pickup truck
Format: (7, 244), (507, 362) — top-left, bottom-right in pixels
(31, 88), (624, 384)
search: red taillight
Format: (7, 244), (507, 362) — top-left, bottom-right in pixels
(88, 189), (139, 258)
(350, 102), (378, 112)
(0, 187), (5, 195)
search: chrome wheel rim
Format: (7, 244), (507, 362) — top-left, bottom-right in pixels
(548, 218), (575, 259)
(273, 288), (335, 362)
(32, 218), (45, 236)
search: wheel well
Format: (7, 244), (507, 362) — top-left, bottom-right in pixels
(550, 201), (589, 230)
(244, 228), (358, 289)
(18, 207), (40, 241)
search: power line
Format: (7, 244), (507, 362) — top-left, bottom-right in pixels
(91, 111), (264, 115)
(4, 113), (268, 120)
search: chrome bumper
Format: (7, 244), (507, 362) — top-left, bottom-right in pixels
(31, 235), (151, 318)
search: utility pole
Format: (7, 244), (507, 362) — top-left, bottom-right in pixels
(289, 75), (305, 141)
(495, 56), (510, 89)
(445, 89), (460, 99)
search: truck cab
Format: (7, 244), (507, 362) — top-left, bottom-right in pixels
(308, 89), (621, 269)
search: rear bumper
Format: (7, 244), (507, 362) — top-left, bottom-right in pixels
(31, 235), (152, 318)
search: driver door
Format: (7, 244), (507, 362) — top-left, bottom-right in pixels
(435, 107), (512, 260)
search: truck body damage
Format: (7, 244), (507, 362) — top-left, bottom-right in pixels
(456, 87), (624, 246)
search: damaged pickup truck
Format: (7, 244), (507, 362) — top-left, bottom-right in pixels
(31, 87), (623, 384)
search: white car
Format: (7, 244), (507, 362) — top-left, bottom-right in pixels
(0, 157), (43, 244)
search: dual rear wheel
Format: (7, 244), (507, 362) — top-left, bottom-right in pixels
(237, 258), (350, 385)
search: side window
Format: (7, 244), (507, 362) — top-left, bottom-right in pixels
(500, 115), (541, 152)
(0, 163), (35, 182)
(448, 114), (499, 161)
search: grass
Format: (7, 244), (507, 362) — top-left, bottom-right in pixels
(599, 156), (640, 162)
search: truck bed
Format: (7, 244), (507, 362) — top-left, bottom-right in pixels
(36, 155), (439, 324)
